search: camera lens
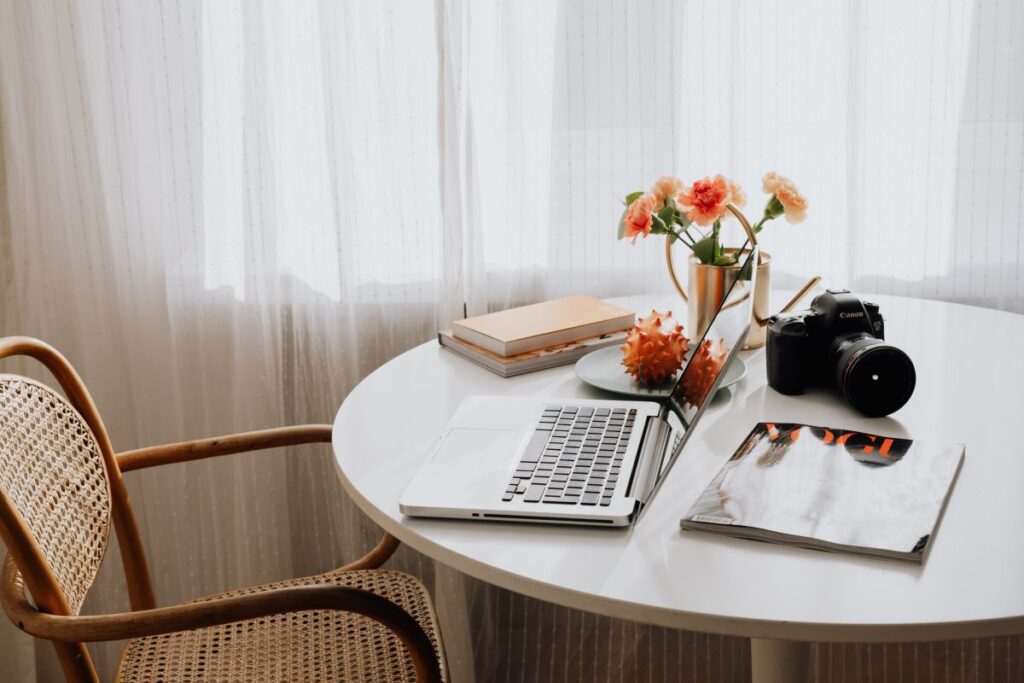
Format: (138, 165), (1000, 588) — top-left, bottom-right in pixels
(832, 335), (916, 417)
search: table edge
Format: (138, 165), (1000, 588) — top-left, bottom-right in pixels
(331, 292), (1024, 643)
(330, 430), (1024, 643)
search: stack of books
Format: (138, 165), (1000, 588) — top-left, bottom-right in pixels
(438, 295), (635, 377)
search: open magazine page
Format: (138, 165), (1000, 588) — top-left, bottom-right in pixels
(682, 423), (964, 561)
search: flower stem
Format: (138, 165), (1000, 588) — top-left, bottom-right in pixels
(676, 225), (697, 247)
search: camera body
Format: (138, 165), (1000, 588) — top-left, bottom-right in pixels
(766, 289), (915, 417)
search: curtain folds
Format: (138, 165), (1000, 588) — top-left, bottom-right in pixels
(0, 1), (1021, 681)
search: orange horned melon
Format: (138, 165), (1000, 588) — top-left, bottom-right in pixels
(620, 310), (689, 385)
(678, 338), (729, 407)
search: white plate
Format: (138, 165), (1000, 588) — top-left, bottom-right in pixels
(574, 344), (747, 398)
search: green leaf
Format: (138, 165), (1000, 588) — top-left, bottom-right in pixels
(617, 211), (627, 239)
(624, 191), (644, 206)
(691, 235), (716, 264)
(713, 253), (738, 266)
(657, 205), (676, 228)
(650, 212), (668, 234)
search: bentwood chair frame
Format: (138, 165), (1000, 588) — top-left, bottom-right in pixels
(0, 336), (444, 682)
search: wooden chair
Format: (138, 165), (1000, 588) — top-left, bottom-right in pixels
(0, 337), (446, 682)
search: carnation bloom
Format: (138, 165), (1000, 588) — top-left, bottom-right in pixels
(650, 176), (683, 202)
(725, 178), (746, 209)
(762, 172), (807, 223)
(622, 192), (661, 241)
(677, 175), (744, 226)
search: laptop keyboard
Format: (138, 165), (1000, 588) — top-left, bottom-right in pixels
(503, 406), (637, 506)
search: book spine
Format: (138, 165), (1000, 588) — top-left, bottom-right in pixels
(438, 332), (625, 377)
(437, 333), (510, 377)
(450, 323), (506, 356)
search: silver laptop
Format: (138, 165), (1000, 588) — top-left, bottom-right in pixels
(400, 247), (759, 527)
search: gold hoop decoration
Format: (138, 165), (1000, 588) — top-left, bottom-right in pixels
(664, 203), (758, 302)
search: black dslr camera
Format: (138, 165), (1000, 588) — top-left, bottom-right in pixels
(766, 289), (916, 417)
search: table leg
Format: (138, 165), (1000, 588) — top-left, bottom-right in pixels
(750, 638), (810, 683)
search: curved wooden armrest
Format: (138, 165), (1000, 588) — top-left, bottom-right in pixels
(116, 424), (333, 472)
(116, 424), (401, 569)
(338, 532), (401, 571)
(1, 558), (441, 683)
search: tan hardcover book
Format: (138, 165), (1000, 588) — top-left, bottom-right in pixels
(450, 296), (635, 356)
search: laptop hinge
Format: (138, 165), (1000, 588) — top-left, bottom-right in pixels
(627, 415), (671, 501)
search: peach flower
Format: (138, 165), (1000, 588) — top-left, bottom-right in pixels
(725, 178), (746, 209)
(622, 192), (660, 241)
(762, 172), (807, 223)
(650, 176), (683, 202)
(676, 175), (744, 226)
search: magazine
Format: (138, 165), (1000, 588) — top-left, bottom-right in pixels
(680, 422), (964, 562)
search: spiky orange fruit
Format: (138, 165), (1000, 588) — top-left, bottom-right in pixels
(678, 338), (729, 407)
(621, 310), (689, 385)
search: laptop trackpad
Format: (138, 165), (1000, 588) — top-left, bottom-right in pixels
(431, 428), (522, 467)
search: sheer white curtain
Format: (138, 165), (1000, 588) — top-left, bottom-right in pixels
(0, 1), (450, 679)
(452, 0), (1024, 316)
(0, 1), (1021, 682)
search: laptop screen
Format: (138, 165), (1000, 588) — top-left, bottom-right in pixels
(640, 246), (759, 505)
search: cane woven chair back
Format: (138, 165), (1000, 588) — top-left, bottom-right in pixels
(0, 374), (111, 615)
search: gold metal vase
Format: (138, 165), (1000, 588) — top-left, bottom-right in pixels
(664, 204), (820, 350)
(665, 204), (769, 349)
(684, 249), (772, 348)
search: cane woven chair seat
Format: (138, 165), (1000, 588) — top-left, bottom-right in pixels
(116, 568), (448, 683)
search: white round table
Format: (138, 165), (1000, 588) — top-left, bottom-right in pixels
(332, 292), (1024, 682)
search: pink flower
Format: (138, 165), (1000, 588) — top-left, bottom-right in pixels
(623, 192), (660, 241)
(677, 175), (743, 226)
(762, 172), (807, 224)
(650, 176), (683, 202)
